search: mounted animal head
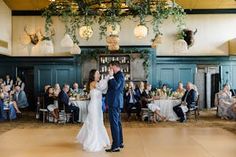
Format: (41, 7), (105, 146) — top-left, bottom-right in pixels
(24, 26), (42, 45)
(182, 29), (197, 48)
(24, 26), (55, 45)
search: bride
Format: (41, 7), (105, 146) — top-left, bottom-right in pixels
(76, 69), (110, 152)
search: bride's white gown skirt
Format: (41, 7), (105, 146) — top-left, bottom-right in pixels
(76, 87), (110, 152)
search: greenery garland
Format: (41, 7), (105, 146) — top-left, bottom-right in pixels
(42, 0), (186, 44)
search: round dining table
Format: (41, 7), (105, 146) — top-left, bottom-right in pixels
(153, 99), (181, 121)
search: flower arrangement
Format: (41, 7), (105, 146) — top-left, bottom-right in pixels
(156, 88), (172, 98)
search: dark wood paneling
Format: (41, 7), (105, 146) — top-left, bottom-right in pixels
(35, 66), (53, 93)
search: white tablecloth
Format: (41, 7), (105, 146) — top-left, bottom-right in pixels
(71, 100), (89, 123)
(153, 99), (181, 121)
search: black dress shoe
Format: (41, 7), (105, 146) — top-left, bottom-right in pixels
(105, 148), (120, 152)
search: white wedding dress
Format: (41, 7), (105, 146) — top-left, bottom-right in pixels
(76, 79), (110, 152)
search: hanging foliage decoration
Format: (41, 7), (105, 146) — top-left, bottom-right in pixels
(42, 0), (186, 51)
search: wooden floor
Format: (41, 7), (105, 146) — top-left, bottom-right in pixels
(0, 127), (236, 157)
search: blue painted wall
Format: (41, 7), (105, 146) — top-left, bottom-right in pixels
(155, 64), (196, 90)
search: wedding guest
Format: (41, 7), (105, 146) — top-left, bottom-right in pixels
(54, 83), (61, 97)
(141, 83), (153, 108)
(15, 76), (25, 91)
(72, 82), (79, 93)
(45, 86), (59, 122)
(2, 85), (21, 120)
(4, 75), (13, 90)
(173, 82), (186, 98)
(157, 84), (168, 97)
(58, 84), (79, 123)
(125, 81), (141, 120)
(173, 82), (196, 123)
(147, 102), (166, 123)
(218, 84), (233, 120)
(13, 85), (29, 109)
(134, 81), (144, 115)
(135, 81), (145, 99)
(145, 83), (166, 122)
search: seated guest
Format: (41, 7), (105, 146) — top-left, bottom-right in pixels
(58, 84), (79, 122)
(141, 83), (153, 108)
(71, 82), (79, 93)
(13, 85), (29, 109)
(135, 81), (145, 99)
(218, 84), (233, 120)
(147, 102), (166, 123)
(4, 75), (13, 90)
(54, 83), (61, 97)
(2, 85), (21, 120)
(45, 87), (59, 123)
(173, 82), (196, 123)
(157, 84), (168, 97)
(125, 81), (141, 120)
(135, 81), (145, 111)
(145, 83), (166, 122)
(173, 82), (186, 98)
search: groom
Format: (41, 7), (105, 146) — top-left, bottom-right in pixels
(106, 61), (125, 152)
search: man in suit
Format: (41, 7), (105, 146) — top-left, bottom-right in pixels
(173, 82), (196, 123)
(126, 81), (141, 120)
(58, 84), (79, 123)
(106, 61), (125, 152)
(13, 85), (29, 109)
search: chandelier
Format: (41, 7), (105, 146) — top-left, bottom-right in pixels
(43, 0), (186, 52)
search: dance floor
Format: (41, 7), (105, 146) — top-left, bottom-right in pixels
(0, 127), (235, 157)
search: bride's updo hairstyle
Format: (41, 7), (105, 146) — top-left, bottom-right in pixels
(86, 69), (97, 93)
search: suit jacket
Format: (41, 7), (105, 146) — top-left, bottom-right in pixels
(58, 90), (70, 110)
(13, 90), (29, 108)
(181, 89), (196, 108)
(106, 71), (125, 108)
(135, 88), (143, 102)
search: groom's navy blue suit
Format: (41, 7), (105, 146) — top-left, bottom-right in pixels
(106, 71), (125, 149)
